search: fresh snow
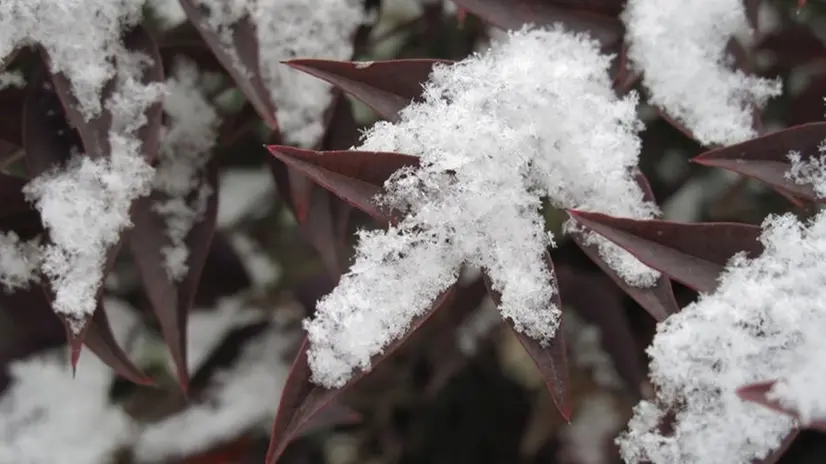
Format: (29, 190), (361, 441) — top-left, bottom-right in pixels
(0, 232), (40, 292)
(152, 58), (220, 281)
(0, 1), (146, 119)
(616, 210), (826, 462)
(305, 26), (660, 388)
(193, 0), (365, 146)
(786, 140), (826, 198)
(622, 0), (782, 146)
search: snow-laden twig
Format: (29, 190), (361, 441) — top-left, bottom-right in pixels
(305, 26), (659, 388)
(622, 0), (782, 146)
(193, 0), (365, 146)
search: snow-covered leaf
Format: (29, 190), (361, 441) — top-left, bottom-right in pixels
(568, 211), (762, 293)
(267, 288), (456, 464)
(572, 172), (679, 320)
(483, 253), (572, 421)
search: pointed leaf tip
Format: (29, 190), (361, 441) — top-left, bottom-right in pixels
(266, 288), (457, 463)
(568, 210), (763, 294)
(266, 145), (418, 224)
(284, 58), (452, 121)
(738, 381), (826, 433)
(692, 122), (826, 204)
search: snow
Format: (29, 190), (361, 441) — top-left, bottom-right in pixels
(0, 232), (40, 292)
(0, 70), (24, 90)
(0, 1), (146, 120)
(305, 26), (659, 388)
(229, 232), (280, 291)
(616, 209), (826, 463)
(560, 393), (623, 464)
(622, 0), (782, 146)
(152, 58), (220, 281)
(216, 167), (276, 228)
(193, 0), (365, 146)
(0, 299), (139, 464)
(786, 140), (826, 198)
(23, 50), (164, 332)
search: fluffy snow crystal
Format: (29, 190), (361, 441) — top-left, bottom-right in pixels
(305, 27), (659, 388)
(0, 232), (40, 292)
(193, 0), (364, 146)
(0, 1), (145, 119)
(23, 52), (164, 332)
(622, 0), (782, 146)
(135, 306), (293, 463)
(615, 210), (826, 463)
(786, 140), (826, 198)
(152, 59), (220, 281)
(0, 299), (138, 464)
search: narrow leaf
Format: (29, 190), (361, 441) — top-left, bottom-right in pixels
(567, 211), (762, 294)
(84, 301), (154, 385)
(692, 122), (826, 203)
(451, 0), (623, 46)
(285, 59), (452, 122)
(267, 145), (418, 224)
(266, 288), (457, 463)
(573, 172), (679, 320)
(179, 0), (278, 128)
(0, 86), (25, 146)
(481, 254), (571, 421)
(738, 381), (826, 432)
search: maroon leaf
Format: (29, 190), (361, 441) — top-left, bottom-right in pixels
(554, 265), (648, 394)
(267, 146), (419, 224)
(84, 301), (154, 385)
(738, 381), (826, 432)
(266, 288), (457, 463)
(567, 211), (763, 294)
(285, 59), (452, 122)
(128, 193), (186, 389)
(692, 122), (826, 203)
(481, 254), (571, 421)
(0, 86), (25, 146)
(451, 0), (623, 46)
(179, 0), (278, 129)
(572, 173), (679, 321)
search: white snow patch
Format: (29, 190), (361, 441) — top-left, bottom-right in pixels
(305, 26), (659, 388)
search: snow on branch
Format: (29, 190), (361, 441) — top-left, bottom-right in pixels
(152, 59), (220, 281)
(23, 51), (165, 332)
(0, 1), (146, 119)
(622, 0), (782, 146)
(616, 208), (826, 462)
(194, 0), (365, 146)
(305, 26), (659, 389)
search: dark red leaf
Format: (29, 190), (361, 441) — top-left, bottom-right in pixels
(0, 86), (25, 146)
(84, 301), (154, 385)
(128, 193), (186, 389)
(481, 254), (571, 421)
(572, 173), (679, 320)
(267, 146), (418, 224)
(451, 0), (623, 46)
(157, 21), (226, 75)
(266, 288), (457, 463)
(179, 0), (278, 129)
(285, 59), (452, 122)
(567, 211), (763, 294)
(194, 232), (252, 307)
(738, 381), (826, 432)
(554, 265), (648, 394)
(692, 122), (826, 203)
